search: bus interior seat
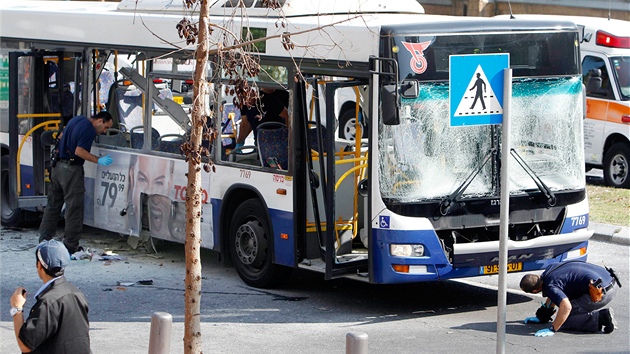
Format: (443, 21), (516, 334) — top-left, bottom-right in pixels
(257, 122), (288, 169)
(130, 126), (160, 150)
(107, 82), (144, 130)
(40, 130), (60, 147)
(96, 128), (127, 147)
(156, 134), (185, 155)
(586, 68), (603, 95)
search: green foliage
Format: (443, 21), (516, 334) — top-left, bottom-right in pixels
(587, 184), (630, 227)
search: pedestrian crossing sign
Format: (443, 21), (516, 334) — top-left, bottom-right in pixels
(449, 54), (509, 126)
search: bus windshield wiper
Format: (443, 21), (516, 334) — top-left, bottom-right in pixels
(439, 148), (496, 216)
(510, 149), (556, 207)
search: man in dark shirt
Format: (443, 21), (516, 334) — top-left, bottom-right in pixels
(520, 260), (619, 336)
(39, 111), (114, 254)
(235, 88), (288, 147)
(10, 240), (91, 353)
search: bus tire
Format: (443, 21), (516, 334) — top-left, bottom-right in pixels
(228, 199), (291, 288)
(603, 142), (630, 189)
(1, 155), (24, 227)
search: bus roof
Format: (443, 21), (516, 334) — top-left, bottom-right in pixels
(1, 1), (579, 63)
(116, 0), (426, 17)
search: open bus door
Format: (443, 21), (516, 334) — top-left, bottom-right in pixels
(3, 50), (78, 226)
(300, 77), (371, 281)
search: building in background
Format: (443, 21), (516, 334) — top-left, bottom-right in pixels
(421, 0), (629, 20)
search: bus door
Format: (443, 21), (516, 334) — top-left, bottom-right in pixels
(301, 77), (370, 280)
(7, 50), (78, 216)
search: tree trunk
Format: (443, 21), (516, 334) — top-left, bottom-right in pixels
(184, 0), (210, 353)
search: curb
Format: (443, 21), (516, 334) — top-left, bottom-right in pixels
(590, 222), (630, 245)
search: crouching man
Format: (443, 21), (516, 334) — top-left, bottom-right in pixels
(520, 260), (620, 337)
(9, 240), (91, 353)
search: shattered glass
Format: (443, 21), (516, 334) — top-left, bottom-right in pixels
(379, 77), (585, 202)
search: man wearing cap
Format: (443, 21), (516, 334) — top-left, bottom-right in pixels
(9, 240), (91, 353)
(39, 111), (114, 254)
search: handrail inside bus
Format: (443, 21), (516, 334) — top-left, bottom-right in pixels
(17, 120), (61, 195)
(16, 113), (62, 119)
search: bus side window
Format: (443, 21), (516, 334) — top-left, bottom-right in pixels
(582, 55), (614, 99)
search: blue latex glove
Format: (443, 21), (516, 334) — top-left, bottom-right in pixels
(235, 142), (244, 149)
(524, 317), (540, 324)
(98, 155), (113, 166)
(534, 328), (555, 337)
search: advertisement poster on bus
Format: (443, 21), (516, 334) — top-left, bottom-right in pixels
(85, 150), (213, 248)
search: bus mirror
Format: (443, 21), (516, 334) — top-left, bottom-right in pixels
(381, 84), (400, 125)
(358, 178), (369, 197)
(400, 79), (419, 99)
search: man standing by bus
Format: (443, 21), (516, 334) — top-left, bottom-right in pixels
(39, 111), (114, 255)
(520, 260), (620, 336)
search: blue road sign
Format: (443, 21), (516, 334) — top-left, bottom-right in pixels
(449, 54), (509, 126)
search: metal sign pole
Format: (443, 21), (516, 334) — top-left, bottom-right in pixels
(496, 68), (512, 354)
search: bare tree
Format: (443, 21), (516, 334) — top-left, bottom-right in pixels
(174, 1), (363, 352)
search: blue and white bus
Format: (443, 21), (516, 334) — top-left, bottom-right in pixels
(0, 0), (592, 288)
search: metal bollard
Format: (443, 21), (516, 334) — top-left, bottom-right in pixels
(148, 312), (173, 354)
(346, 331), (368, 354)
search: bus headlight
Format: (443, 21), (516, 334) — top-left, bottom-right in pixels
(390, 244), (425, 257)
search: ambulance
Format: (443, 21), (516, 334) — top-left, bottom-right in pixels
(576, 17), (630, 188)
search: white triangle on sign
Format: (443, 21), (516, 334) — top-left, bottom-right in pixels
(454, 65), (502, 117)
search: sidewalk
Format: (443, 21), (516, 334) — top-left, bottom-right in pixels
(590, 222), (630, 245)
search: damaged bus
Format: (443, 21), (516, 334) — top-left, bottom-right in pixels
(0, 0), (592, 287)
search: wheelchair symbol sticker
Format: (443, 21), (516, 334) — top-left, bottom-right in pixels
(379, 216), (390, 228)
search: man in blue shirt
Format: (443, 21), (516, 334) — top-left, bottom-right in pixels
(39, 112), (114, 254)
(520, 260), (619, 337)
(9, 240), (90, 353)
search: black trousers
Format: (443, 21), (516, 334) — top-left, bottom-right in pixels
(39, 161), (85, 253)
(562, 284), (617, 332)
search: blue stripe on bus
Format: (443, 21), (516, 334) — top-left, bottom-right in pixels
(19, 165), (35, 196)
(268, 208), (295, 267)
(371, 227), (588, 284)
(371, 228), (450, 283)
(211, 198), (295, 268)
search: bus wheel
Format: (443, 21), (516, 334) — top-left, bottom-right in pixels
(603, 142), (630, 189)
(229, 199), (291, 288)
(1, 155), (24, 227)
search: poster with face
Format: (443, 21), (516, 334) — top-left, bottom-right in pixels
(127, 154), (174, 236)
(87, 150), (213, 248)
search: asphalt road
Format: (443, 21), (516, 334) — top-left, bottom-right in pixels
(1, 225), (628, 354)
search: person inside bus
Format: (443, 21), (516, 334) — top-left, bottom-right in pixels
(520, 260), (619, 337)
(39, 111), (114, 255)
(235, 87), (289, 148)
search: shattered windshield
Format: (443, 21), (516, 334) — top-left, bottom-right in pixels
(379, 77), (586, 202)
(378, 30), (583, 203)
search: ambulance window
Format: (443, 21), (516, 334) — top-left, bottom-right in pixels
(582, 56), (614, 99)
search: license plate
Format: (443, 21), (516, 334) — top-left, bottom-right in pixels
(480, 262), (523, 275)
